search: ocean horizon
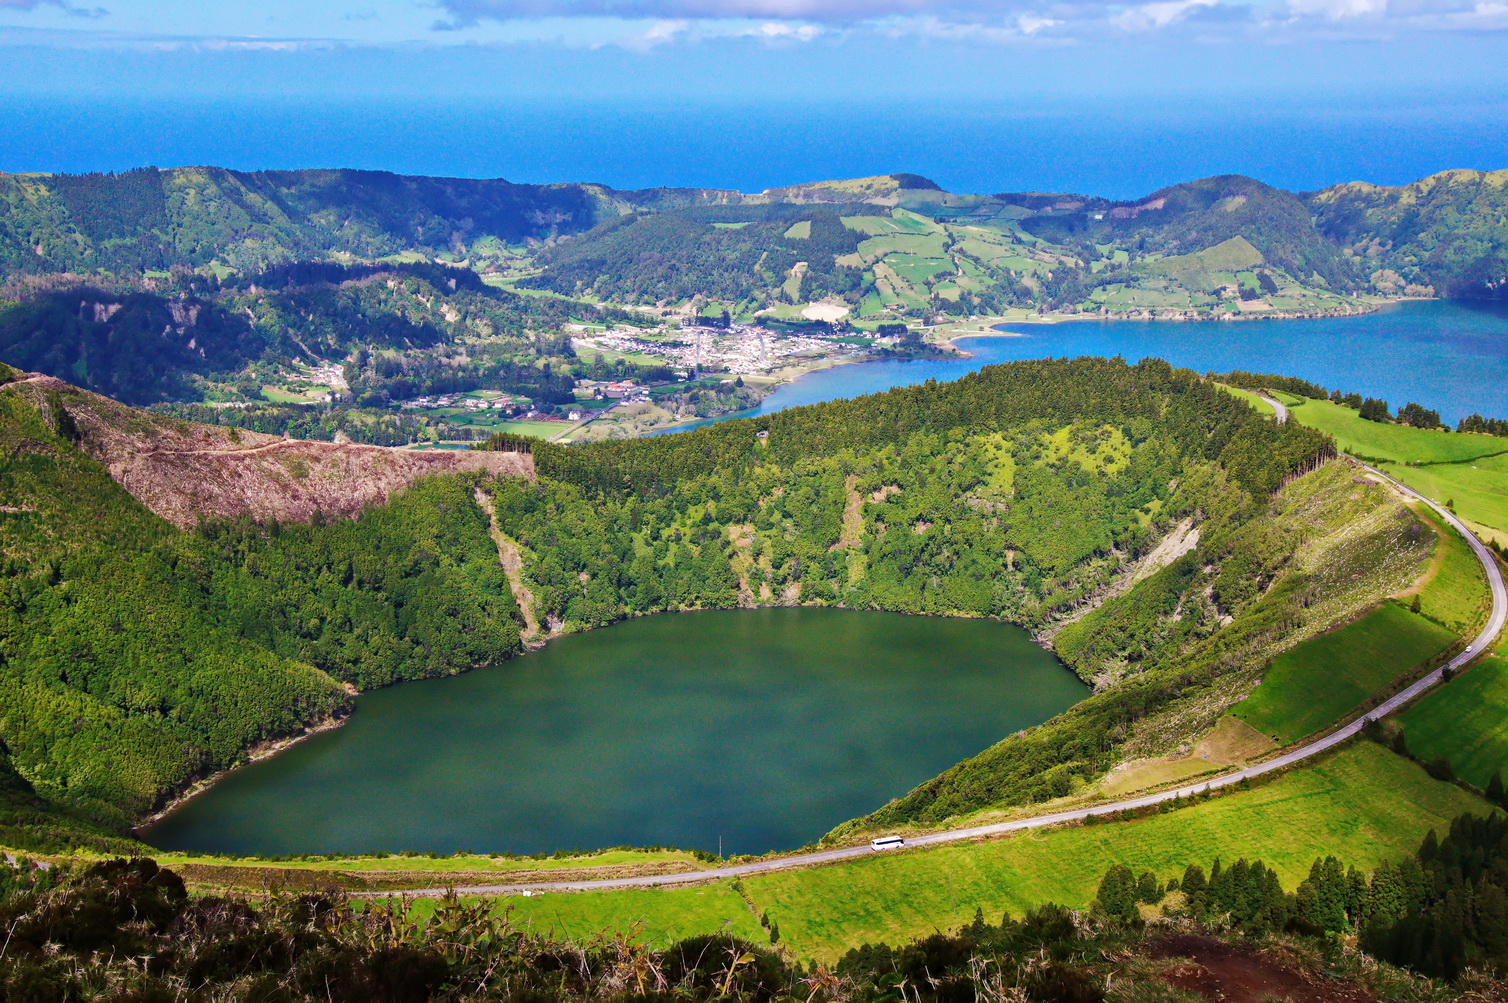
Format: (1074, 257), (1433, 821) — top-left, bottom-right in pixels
(3, 94), (1506, 198)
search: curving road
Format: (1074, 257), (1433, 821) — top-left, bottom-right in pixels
(391, 466), (1505, 899)
(1255, 393), (1289, 424)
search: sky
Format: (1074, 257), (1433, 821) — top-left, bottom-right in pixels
(0, 0), (1504, 194)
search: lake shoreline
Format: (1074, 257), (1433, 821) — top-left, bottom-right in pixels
(135, 712), (353, 833)
(135, 603), (1081, 852)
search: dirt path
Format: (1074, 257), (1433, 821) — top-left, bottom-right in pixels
(1152, 935), (1374, 1003)
(474, 488), (542, 642)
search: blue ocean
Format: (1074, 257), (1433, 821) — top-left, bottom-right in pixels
(1, 96), (1505, 198)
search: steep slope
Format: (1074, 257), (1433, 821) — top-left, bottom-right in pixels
(3, 371), (533, 529)
(1309, 168), (1508, 297)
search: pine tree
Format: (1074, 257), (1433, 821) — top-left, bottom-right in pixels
(1137, 870), (1160, 905)
(1488, 770), (1505, 806)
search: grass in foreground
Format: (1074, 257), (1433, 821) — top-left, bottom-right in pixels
(741, 742), (1486, 960)
(1231, 602), (1455, 744)
(1398, 654), (1508, 790)
(491, 883), (762, 949)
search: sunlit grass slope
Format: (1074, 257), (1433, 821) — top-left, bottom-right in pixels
(1290, 398), (1506, 465)
(742, 742), (1484, 960)
(1399, 655), (1508, 790)
(1289, 397), (1508, 538)
(1231, 602), (1455, 744)
(474, 744), (1486, 961)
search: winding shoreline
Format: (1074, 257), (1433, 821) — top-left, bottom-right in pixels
(135, 713), (351, 833)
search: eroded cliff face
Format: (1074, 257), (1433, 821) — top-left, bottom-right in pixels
(6, 372), (533, 528)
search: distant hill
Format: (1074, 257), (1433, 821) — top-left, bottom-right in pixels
(761, 173), (944, 202)
(1021, 175), (1358, 291)
(1308, 168), (1508, 298)
(0, 167), (680, 277)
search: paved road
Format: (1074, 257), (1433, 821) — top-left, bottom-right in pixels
(390, 467), (1505, 899)
(1255, 393), (1289, 424)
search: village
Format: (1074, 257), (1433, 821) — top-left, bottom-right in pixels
(571, 322), (846, 376)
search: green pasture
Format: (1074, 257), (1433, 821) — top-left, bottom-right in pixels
(886, 254), (953, 284)
(954, 236), (1015, 260)
(1289, 398), (1505, 465)
(1285, 399), (1508, 535)
(500, 884), (762, 948)
(858, 232), (949, 262)
(1231, 602), (1456, 744)
(782, 220), (810, 239)
(1399, 656), (1508, 789)
(260, 385), (324, 404)
(1380, 454), (1508, 539)
(742, 743), (1484, 960)
(487, 420), (572, 440)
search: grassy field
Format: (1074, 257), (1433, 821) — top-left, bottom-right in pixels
(155, 848), (697, 874)
(487, 420), (572, 441)
(1231, 602), (1456, 744)
(1381, 454), (1508, 541)
(1286, 398), (1508, 539)
(742, 743), (1485, 960)
(1290, 398), (1506, 465)
(499, 884), (762, 948)
(1398, 655), (1508, 789)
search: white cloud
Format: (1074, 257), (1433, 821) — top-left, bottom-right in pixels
(0, 0), (105, 16)
(619, 16), (691, 45)
(1286, 0), (1386, 19)
(1016, 12), (1061, 32)
(1113, 0), (1215, 30)
(738, 19), (822, 38)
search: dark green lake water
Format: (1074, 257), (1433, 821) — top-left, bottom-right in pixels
(142, 608), (1085, 857)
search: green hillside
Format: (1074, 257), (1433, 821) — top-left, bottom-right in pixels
(1309, 168), (1508, 297)
(0, 167), (620, 276)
